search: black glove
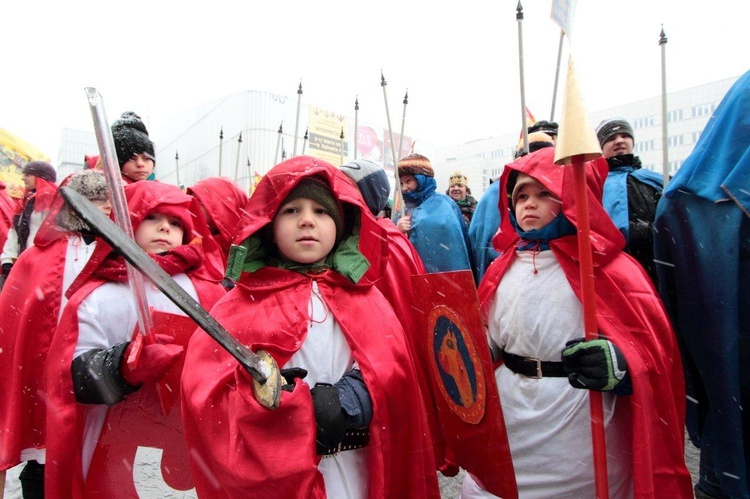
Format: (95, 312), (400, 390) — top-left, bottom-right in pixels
(71, 342), (139, 406)
(0, 263), (12, 291)
(310, 383), (347, 454)
(280, 367), (308, 392)
(562, 338), (630, 393)
(220, 277), (236, 291)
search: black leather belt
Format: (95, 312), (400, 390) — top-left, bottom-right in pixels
(502, 350), (567, 379)
(321, 429), (370, 457)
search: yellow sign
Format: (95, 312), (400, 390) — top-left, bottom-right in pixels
(0, 127), (50, 198)
(307, 108), (348, 167)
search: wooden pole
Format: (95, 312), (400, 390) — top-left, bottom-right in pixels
(397, 90), (409, 162)
(660, 26), (670, 187)
(218, 127), (224, 176)
(293, 81), (303, 157)
(516, 1), (529, 153)
(353, 97), (359, 160)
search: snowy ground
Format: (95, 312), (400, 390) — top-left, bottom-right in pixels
(3, 439), (700, 498)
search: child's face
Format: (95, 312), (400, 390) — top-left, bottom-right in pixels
(400, 175), (418, 193)
(121, 153), (155, 182)
(514, 178), (562, 232)
(135, 212), (185, 254)
(273, 197), (337, 265)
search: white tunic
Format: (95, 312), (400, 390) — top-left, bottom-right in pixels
(20, 235), (97, 465)
(285, 280), (367, 499)
(73, 273), (197, 478)
(462, 250), (633, 499)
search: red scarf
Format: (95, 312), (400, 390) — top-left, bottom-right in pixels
(93, 244), (204, 282)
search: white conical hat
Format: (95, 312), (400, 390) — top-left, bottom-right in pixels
(554, 56), (602, 165)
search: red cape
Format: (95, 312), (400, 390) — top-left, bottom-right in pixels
(0, 186), (92, 470)
(44, 275), (224, 497)
(181, 156), (439, 498)
(187, 177), (248, 267)
(478, 148), (693, 498)
(0, 181), (17, 250)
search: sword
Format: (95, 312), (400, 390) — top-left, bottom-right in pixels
(60, 186), (282, 409)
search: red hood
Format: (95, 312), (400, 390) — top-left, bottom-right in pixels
(235, 156), (387, 282)
(187, 177), (248, 254)
(492, 147), (624, 265)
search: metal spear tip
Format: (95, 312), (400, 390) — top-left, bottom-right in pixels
(220, 127), (224, 138)
(516, 1), (523, 18)
(403, 90), (409, 104)
(659, 25), (668, 44)
(355, 96), (359, 109)
(278, 122), (283, 133)
(298, 80), (303, 93)
(381, 70), (386, 86)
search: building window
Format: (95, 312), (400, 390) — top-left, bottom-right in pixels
(668, 135), (684, 147)
(667, 109), (683, 122)
(691, 104), (713, 118)
(692, 131), (701, 143)
(634, 140), (655, 153)
(632, 116), (655, 129)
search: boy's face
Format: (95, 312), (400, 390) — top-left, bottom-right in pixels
(400, 175), (418, 193)
(514, 178), (562, 232)
(273, 197), (337, 265)
(601, 133), (633, 158)
(121, 153), (155, 182)
(135, 212), (184, 254)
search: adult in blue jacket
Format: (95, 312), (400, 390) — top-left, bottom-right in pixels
(597, 118), (663, 284)
(654, 70), (750, 499)
(395, 153), (472, 274)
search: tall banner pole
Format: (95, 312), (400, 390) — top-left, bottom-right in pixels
(175, 150), (181, 188)
(274, 122), (283, 166)
(354, 97), (359, 160)
(553, 58), (610, 499)
(397, 90), (409, 161)
(660, 26), (670, 187)
(234, 132), (243, 182)
(293, 81), (303, 157)
(516, 2), (529, 153)
(550, 31), (565, 121)
(218, 127), (224, 176)
(339, 127), (345, 166)
(381, 71), (404, 220)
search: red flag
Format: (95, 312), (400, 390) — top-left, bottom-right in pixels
(411, 270), (517, 498)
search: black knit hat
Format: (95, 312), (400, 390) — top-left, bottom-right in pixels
(22, 161), (57, 183)
(281, 176), (345, 242)
(111, 112), (155, 168)
(528, 120), (559, 137)
(596, 118), (634, 147)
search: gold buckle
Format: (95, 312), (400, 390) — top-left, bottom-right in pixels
(523, 357), (543, 379)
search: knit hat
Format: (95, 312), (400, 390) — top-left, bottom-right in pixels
(449, 171), (468, 187)
(340, 160), (390, 216)
(281, 176), (345, 242)
(397, 153), (434, 177)
(22, 161), (57, 183)
(595, 118), (634, 147)
(57, 170), (109, 231)
(510, 173), (539, 209)
(528, 120), (559, 137)
(111, 112), (155, 168)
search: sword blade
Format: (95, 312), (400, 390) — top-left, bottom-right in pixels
(60, 186), (269, 384)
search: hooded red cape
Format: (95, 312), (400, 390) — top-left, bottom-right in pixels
(181, 156), (439, 498)
(0, 177), (98, 470)
(43, 181), (226, 497)
(478, 148), (692, 498)
(0, 180), (17, 250)
(187, 176), (248, 267)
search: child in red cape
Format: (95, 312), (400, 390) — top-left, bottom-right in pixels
(0, 170), (110, 496)
(43, 180), (225, 497)
(461, 148), (692, 498)
(181, 156), (439, 498)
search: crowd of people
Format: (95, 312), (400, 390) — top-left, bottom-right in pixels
(0, 70), (748, 498)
